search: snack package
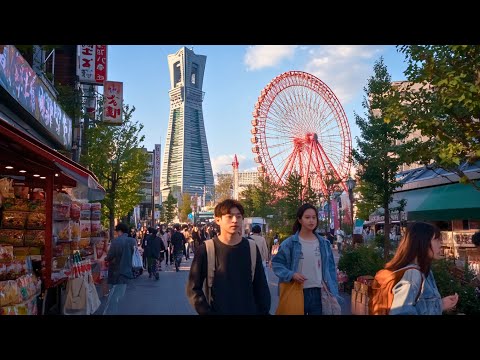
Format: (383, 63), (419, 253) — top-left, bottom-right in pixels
(70, 221), (80, 241)
(24, 230), (45, 247)
(28, 199), (46, 212)
(0, 229), (24, 247)
(0, 280), (21, 307)
(79, 220), (91, 238)
(80, 202), (91, 220)
(26, 212), (46, 229)
(2, 198), (29, 212)
(90, 221), (101, 237)
(53, 204), (70, 221)
(70, 202), (81, 221)
(53, 221), (71, 242)
(0, 245), (14, 262)
(1, 211), (28, 229)
(13, 186), (29, 199)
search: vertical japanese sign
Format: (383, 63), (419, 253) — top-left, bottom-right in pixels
(102, 81), (123, 125)
(154, 144), (161, 198)
(77, 45), (107, 85)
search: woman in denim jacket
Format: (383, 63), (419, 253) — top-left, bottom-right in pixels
(272, 203), (341, 315)
(389, 222), (459, 315)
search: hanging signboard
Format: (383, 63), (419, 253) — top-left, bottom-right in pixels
(77, 45), (107, 85)
(102, 81), (123, 125)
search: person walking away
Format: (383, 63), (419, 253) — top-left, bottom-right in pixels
(104, 223), (136, 315)
(141, 228), (149, 270)
(171, 224), (186, 272)
(272, 203), (340, 315)
(145, 227), (162, 280)
(336, 228), (345, 254)
(249, 224), (270, 281)
(186, 199), (271, 315)
(384, 222), (459, 315)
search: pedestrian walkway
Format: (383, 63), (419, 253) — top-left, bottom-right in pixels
(99, 247), (352, 315)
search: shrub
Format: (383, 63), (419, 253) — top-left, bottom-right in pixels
(431, 259), (480, 315)
(337, 244), (385, 288)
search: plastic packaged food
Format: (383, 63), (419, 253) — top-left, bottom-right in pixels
(26, 212), (46, 229)
(1, 211), (28, 229)
(0, 229), (24, 246)
(70, 202), (81, 221)
(53, 221), (71, 242)
(0, 245), (14, 262)
(24, 230), (45, 247)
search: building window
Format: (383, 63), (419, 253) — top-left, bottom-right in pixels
(191, 63), (198, 87)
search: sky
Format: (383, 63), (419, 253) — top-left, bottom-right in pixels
(108, 45), (408, 176)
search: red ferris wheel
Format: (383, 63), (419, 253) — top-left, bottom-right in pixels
(251, 71), (351, 195)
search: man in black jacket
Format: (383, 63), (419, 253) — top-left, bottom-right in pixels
(185, 199), (271, 315)
(145, 227), (161, 280)
(170, 224), (186, 272)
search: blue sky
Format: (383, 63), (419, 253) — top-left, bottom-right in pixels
(108, 45), (408, 175)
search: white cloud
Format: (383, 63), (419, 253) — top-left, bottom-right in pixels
(211, 154), (256, 175)
(304, 45), (385, 104)
(244, 45), (298, 71)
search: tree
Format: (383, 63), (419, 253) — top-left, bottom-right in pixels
(215, 174), (233, 203)
(394, 45), (480, 189)
(303, 178), (319, 206)
(353, 57), (416, 260)
(355, 179), (382, 221)
(179, 193), (193, 223)
(282, 172), (305, 226)
(83, 105), (149, 239)
(163, 193), (177, 224)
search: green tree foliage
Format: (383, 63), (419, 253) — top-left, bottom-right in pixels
(303, 178), (319, 206)
(353, 57), (417, 260)
(178, 193), (192, 223)
(394, 45), (480, 189)
(282, 172), (305, 223)
(83, 105), (148, 238)
(163, 193), (177, 225)
(215, 174), (232, 203)
(355, 180), (382, 221)
(321, 169), (342, 234)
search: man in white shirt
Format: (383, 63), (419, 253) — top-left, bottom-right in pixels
(336, 228), (345, 254)
(249, 225), (269, 281)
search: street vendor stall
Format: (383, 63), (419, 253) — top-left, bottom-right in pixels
(0, 119), (105, 314)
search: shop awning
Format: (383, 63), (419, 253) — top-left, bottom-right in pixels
(400, 182), (480, 221)
(0, 119), (105, 200)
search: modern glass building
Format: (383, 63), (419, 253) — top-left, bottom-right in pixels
(161, 47), (214, 202)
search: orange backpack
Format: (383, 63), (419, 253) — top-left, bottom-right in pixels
(368, 265), (424, 315)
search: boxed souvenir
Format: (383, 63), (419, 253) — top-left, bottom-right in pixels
(90, 221), (101, 237)
(80, 202), (91, 220)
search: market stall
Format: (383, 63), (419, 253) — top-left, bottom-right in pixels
(0, 119), (105, 314)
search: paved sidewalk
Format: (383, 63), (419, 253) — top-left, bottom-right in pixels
(95, 246), (352, 315)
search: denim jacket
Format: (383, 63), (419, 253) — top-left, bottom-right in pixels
(389, 266), (442, 315)
(271, 231), (342, 304)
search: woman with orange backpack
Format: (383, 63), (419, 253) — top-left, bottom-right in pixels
(377, 222), (458, 315)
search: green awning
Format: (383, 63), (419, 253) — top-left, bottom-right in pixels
(405, 182), (480, 221)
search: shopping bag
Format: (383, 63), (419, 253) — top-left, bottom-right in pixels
(275, 281), (304, 315)
(321, 281), (342, 315)
(132, 246), (143, 269)
(86, 272), (101, 315)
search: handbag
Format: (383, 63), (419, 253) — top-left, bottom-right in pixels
(321, 280), (342, 315)
(275, 281), (304, 315)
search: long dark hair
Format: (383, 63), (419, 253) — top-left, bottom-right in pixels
(385, 222), (440, 275)
(292, 203), (318, 234)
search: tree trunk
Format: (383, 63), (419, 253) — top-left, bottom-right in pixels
(383, 199), (391, 261)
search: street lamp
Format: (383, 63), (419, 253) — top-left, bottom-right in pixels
(346, 176), (356, 227)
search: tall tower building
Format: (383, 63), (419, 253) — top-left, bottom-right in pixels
(232, 154), (239, 200)
(161, 47), (214, 202)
